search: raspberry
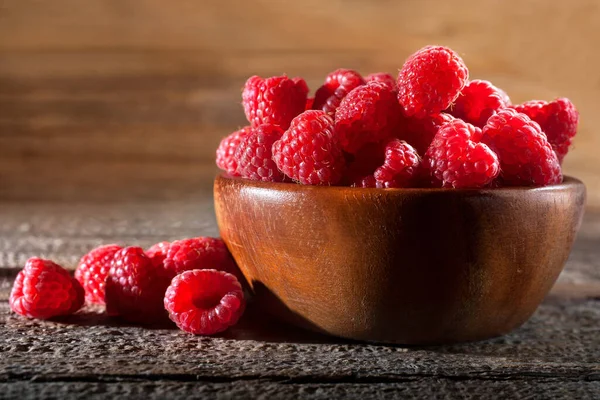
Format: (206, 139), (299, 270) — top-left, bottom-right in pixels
(424, 119), (500, 188)
(335, 82), (402, 154)
(313, 69), (365, 116)
(105, 247), (169, 324)
(163, 237), (239, 281)
(146, 241), (170, 268)
(447, 80), (510, 127)
(365, 72), (397, 89)
(242, 75), (308, 130)
(164, 269), (245, 335)
(513, 98), (579, 162)
(397, 113), (454, 155)
(352, 139), (421, 188)
(234, 124), (285, 182)
(75, 244), (122, 304)
(272, 110), (346, 185)
(10, 258), (84, 319)
(482, 109), (562, 186)
(216, 126), (252, 176)
(397, 46), (469, 118)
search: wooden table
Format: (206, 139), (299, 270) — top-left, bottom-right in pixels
(1, 196), (599, 399)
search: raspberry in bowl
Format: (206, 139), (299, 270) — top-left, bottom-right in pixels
(214, 45), (586, 344)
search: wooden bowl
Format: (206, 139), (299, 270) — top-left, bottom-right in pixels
(214, 175), (586, 344)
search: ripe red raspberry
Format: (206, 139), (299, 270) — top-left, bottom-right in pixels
(10, 258), (84, 319)
(424, 119), (500, 188)
(105, 247), (169, 324)
(352, 139), (421, 188)
(272, 110), (346, 185)
(313, 69), (365, 116)
(234, 124), (284, 182)
(482, 109), (562, 186)
(397, 113), (455, 155)
(75, 244), (122, 304)
(448, 80), (510, 128)
(365, 72), (397, 89)
(146, 241), (170, 268)
(513, 98), (578, 162)
(164, 269), (245, 335)
(335, 82), (402, 154)
(242, 75), (308, 130)
(216, 126), (252, 176)
(397, 46), (469, 118)
(163, 237), (239, 281)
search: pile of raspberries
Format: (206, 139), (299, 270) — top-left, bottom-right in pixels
(9, 239), (246, 335)
(217, 45), (579, 189)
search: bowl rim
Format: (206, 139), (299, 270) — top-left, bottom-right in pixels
(216, 174), (584, 194)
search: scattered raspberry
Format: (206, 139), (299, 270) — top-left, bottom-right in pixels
(146, 241), (170, 268)
(397, 46), (469, 118)
(424, 119), (500, 188)
(313, 69), (365, 116)
(447, 80), (510, 127)
(234, 125), (285, 182)
(10, 258), (84, 319)
(216, 126), (252, 176)
(163, 237), (239, 281)
(335, 82), (402, 153)
(164, 269), (245, 335)
(242, 75), (308, 130)
(397, 113), (455, 155)
(513, 98), (578, 162)
(75, 244), (122, 304)
(105, 247), (169, 324)
(365, 72), (397, 89)
(482, 109), (562, 186)
(272, 110), (346, 185)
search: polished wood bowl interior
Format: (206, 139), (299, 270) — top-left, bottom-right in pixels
(214, 175), (586, 344)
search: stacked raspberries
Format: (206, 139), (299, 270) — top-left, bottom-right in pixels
(217, 45), (578, 189)
(10, 239), (246, 336)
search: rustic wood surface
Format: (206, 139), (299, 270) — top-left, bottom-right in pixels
(0, 198), (599, 399)
(1, 0), (599, 207)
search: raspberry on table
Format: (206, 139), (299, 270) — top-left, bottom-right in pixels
(365, 72), (397, 89)
(216, 126), (253, 176)
(423, 119), (500, 188)
(482, 108), (562, 186)
(272, 110), (346, 185)
(234, 124), (285, 182)
(335, 82), (402, 154)
(242, 75), (308, 130)
(397, 46), (469, 118)
(396, 113), (455, 155)
(163, 237), (240, 281)
(10, 258), (84, 319)
(513, 98), (579, 163)
(105, 246), (170, 324)
(447, 80), (510, 127)
(146, 241), (170, 268)
(352, 139), (421, 188)
(75, 244), (122, 304)
(313, 68), (365, 116)
(164, 269), (246, 335)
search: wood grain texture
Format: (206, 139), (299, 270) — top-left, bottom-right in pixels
(0, 0), (599, 205)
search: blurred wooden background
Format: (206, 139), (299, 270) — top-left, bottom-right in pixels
(1, 0), (599, 207)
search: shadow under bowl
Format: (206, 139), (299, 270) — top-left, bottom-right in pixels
(214, 175), (586, 345)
